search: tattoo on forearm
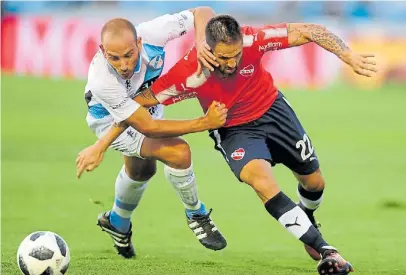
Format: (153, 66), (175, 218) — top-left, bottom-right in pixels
(113, 121), (127, 129)
(308, 24), (350, 56)
(139, 88), (157, 101)
(288, 24), (350, 57)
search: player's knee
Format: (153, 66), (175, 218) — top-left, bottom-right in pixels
(299, 169), (325, 191)
(240, 160), (279, 198)
(126, 164), (157, 181)
(308, 176), (325, 192)
(168, 141), (192, 169)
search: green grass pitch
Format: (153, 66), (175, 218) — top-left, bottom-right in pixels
(2, 75), (406, 274)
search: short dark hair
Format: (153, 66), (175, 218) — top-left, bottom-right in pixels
(205, 15), (242, 48)
(101, 18), (137, 43)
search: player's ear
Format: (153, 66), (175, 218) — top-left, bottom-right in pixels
(136, 37), (142, 49)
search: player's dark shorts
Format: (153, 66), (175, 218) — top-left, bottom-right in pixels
(209, 91), (319, 181)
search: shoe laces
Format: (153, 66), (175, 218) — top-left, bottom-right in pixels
(191, 208), (214, 228)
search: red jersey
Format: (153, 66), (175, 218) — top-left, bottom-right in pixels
(151, 24), (289, 127)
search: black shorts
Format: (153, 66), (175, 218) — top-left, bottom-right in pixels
(209, 91), (319, 181)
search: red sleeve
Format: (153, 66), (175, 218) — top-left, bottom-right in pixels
(242, 24), (289, 54)
(151, 47), (200, 106)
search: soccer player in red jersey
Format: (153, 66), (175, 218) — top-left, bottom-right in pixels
(77, 15), (377, 274)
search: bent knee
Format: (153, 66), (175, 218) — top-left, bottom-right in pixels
(168, 141), (192, 169)
(240, 160), (279, 193)
(298, 169), (325, 191)
(126, 163), (157, 181)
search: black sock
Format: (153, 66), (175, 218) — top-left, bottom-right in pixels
(265, 191), (331, 254)
(297, 184), (324, 216)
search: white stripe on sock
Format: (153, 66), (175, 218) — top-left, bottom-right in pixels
(113, 165), (148, 218)
(297, 189), (324, 210)
(111, 207), (133, 219)
(278, 206), (312, 239)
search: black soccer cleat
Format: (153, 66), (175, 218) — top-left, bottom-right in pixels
(317, 248), (354, 275)
(187, 208), (227, 251)
(97, 211), (135, 259)
(299, 202), (323, 261)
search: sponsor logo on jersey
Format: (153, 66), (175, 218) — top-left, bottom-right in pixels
(111, 97), (129, 109)
(240, 64), (254, 77)
(172, 92), (197, 103)
(148, 55), (164, 70)
(176, 14), (188, 37)
(178, 14), (187, 29)
(259, 41), (282, 52)
(231, 148), (245, 161)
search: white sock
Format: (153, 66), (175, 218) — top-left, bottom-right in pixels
(297, 185), (324, 211)
(110, 165), (148, 233)
(278, 206), (312, 239)
(164, 164), (201, 210)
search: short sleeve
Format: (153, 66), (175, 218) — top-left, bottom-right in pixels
(150, 48), (206, 106)
(136, 10), (194, 47)
(242, 24), (289, 54)
(92, 84), (140, 123)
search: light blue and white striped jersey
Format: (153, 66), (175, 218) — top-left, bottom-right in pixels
(84, 10), (194, 127)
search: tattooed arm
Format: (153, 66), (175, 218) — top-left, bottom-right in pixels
(94, 89), (160, 134)
(75, 88), (159, 178)
(133, 88), (160, 107)
(286, 23), (377, 77)
(287, 24), (350, 56)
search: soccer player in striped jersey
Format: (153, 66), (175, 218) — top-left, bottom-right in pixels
(76, 8), (228, 259)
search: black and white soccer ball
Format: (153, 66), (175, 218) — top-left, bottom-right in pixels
(17, 231), (70, 275)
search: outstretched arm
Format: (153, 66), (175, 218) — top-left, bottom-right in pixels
(80, 86), (175, 167)
(76, 101), (227, 178)
(286, 23), (377, 77)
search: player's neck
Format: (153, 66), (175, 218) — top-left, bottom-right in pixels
(213, 71), (236, 80)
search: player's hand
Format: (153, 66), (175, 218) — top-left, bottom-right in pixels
(203, 101), (228, 129)
(76, 144), (105, 179)
(344, 52), (377, 77)
(196, 41), (219, 74)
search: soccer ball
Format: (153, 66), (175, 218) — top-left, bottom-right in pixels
(17, 231), (70, 275)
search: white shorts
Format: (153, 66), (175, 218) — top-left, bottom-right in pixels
(86, 105), (164, 158)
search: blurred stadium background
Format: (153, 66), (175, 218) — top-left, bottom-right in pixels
(2, 1), (406, 275)
(2, 1), (406, 87)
